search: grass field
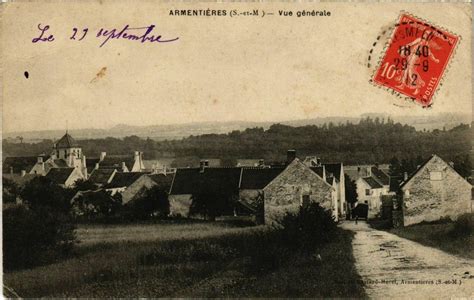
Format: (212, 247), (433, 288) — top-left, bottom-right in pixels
(389, 221), (473, 260)
(4, 221), (365, 297)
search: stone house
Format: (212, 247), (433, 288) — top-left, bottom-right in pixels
(263, 158), (335, 225)
(169, 152), (343, 224)
(399, 155), (472, 226)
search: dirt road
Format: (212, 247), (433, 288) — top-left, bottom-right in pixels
(341, 221), (474, 299)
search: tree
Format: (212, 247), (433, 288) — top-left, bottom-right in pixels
(389, 156), (401, 176)
(344, 174), (358, 205)
(4, 177), (76, 270)
(72, 190), (122, 219)
(127, 186), (170, 219)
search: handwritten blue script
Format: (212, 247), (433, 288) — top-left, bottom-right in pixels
(96, 24), (179, 47)
(31, 24), (179, 47)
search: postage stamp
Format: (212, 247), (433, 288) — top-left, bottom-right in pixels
(372, 13), (460, 107)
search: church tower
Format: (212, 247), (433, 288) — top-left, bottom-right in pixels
(53, 132), (87, 178)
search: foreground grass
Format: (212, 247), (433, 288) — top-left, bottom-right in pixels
(389, 222), (473, 260)
(4, 223), (365, 297)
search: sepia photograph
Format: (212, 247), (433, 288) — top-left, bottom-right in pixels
(1, 1), (473, 298)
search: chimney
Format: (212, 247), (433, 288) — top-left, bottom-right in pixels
(316, 157), (321, 166)
(21, 170), (26, 177)
(37, 156), (43, 163)
(403, 172), (408, 181)
(367, 167), (372, 177)
(95, 162), (100, 170)
(258, 159), (265, 167)
(100, 152), (106, 161)
(286, 150), (296, 164)
(204, 160), (209, 167)
(122, 162), (127, 171)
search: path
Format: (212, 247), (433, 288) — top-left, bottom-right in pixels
(341, 221), (474, 299)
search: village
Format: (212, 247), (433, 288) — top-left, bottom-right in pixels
(3, 131), (473, 226)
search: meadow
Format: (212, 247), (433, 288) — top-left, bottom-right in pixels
(4, 220), (365, 297)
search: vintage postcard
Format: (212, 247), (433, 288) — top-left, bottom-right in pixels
(1, 0), (473, 298)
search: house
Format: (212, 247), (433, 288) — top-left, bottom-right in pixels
(263, 158), (335, 225)
(169, 151), (345, 223)
(349, 165), (391, 218)
(45, 167), (83, 188)
(398, 155), (472, 226)
(104, 172), (173, 204)
(168, 165), (242, 217)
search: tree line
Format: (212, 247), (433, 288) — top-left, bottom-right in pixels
(4, 117), (472, 166)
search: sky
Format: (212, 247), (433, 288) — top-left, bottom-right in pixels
(2, 2), (472, 133)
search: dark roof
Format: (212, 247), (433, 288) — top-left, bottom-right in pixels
(170, 167), (242, 195)
(169, 168), (200, 194)
(148, 174), (174, 190)
(323, 163), (342, 180)
(53, 159), (69, 168)
(310, 166), (324, 178)
(88, 169), (116, 185)
(371, 167), (390, 185)
(362, 176), (383, 189)
(56, 133), (79, 148)
(3, 156), (47, 174)
(99, 155), (134, 170)
(105, 172), (144, 188)
(45, 168), (75, 184)
(240, 167), (285, 189)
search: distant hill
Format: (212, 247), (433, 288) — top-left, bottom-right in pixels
(3, 112), (471, 143)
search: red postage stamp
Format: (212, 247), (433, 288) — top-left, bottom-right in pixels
(372, 13), (460, 107)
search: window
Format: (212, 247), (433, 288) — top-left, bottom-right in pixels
(430, 171), (442, 181)
(365, 189), (371, 196)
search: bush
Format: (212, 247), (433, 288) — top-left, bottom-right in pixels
(276, 203), (337, 252)
(449, 213), (473, 238)
(124, 186), (170, 220)
(3, 205), (76, 270)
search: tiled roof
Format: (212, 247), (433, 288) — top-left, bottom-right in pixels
(105, 172), (144, 188)
(371, 167), (390, 185)
(362, 176), (383, 189)
(2, 156), (47, 174)
(88, 168), (116, 185)
(169, 168), (200, 194)
(45, 168), (75, 184)
(148, 173), (174, 190)
(240, 167), (285, 189)
(56, 133), (79, 148)
(53, 159), (69, 168)
(170, 167), (241, 195)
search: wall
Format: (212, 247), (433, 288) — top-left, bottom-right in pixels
(263, 159), (333, 225)
(169, 194), (193, 217)
(402, 155), (472, 226)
